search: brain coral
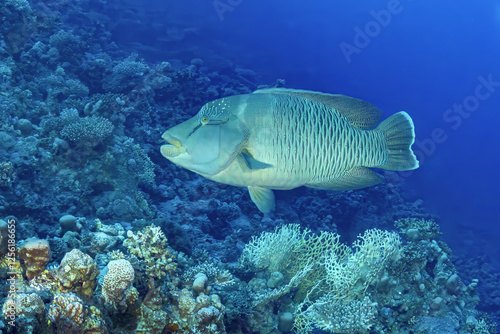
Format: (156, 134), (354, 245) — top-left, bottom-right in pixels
(55, 249), (99, 297)
(48, 293), (85, 334)
(101, 259), (135, 309)
(48, 293), (108, 334)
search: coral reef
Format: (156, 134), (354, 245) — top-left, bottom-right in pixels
(135, 279), (168, 334)
(0, 0), (497, 332)
(166, 287), (226, 333)
(236, 223), (494, 334)
(48, 292), (107, 334)
(48, 293), (85, 333)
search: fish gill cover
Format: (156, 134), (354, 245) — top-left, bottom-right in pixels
(0, 0), (498, 333)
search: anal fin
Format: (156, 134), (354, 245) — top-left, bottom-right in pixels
(248, 186), (275, 213)
(306, 167), (383, 191)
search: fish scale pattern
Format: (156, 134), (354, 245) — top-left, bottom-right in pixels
(271, 95), (387, 184)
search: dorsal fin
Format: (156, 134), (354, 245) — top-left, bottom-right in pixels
(253, 88), (382, 130)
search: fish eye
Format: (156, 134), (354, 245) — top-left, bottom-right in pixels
(201, 117), (209, 124)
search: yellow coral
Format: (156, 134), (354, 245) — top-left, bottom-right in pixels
(101, 259), (135, 312)
(123, 224), (176, 280)
(49, 293), (85, 329)
(55, 249), (99, 297)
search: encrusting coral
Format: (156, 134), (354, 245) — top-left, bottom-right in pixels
(55, 249), (99, 297)
(123, 223), (177, 280)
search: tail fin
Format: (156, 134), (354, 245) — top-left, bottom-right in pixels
(377, 111), (419, 171)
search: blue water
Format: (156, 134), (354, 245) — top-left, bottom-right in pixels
(110, 0), (500, 266)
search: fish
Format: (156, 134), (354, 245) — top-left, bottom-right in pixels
(160, 88), (419, 213)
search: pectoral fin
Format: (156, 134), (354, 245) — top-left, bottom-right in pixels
(241, 149), (273, 170)
(306, 167), (382, 191)
(248, 186), (275, 213)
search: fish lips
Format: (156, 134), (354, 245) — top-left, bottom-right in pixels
(160, 133), (186, 158)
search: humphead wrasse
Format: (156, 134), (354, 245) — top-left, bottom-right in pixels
(161, 88), (419, 213)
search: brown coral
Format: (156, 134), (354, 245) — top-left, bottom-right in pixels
(19, 238), (51, 279)
(136, 279), (167, 334)
(48, 293), (85, 334)
(167, 288), (226, 333)
(83, 306), (108, 334)
(49, 293), (108, 334)
(123, 224), (176, 280)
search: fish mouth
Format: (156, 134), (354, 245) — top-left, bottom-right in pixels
(161, 134), (186, 158)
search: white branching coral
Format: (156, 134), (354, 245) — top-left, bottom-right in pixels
(239, 224), (308, 272)
(294, 295), (377, 334)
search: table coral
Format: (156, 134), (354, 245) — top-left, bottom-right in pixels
(19, 237), (51, 279)
(55, 249), (99, 297)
